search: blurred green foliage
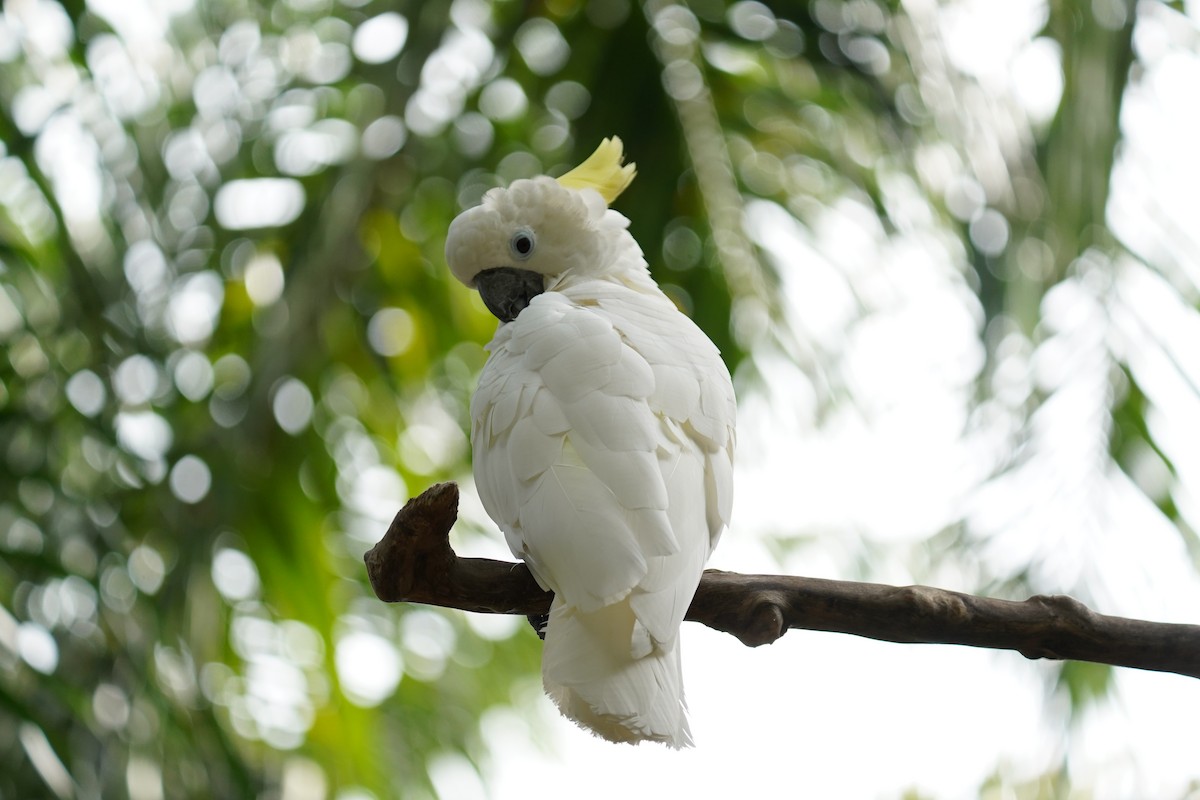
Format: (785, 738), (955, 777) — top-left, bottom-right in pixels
(0, 0), (1196, 797)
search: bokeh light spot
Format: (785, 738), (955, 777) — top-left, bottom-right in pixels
(663, 224), (703, 270)
(400, 610), (457, 681)
(478, 78), (528, 123)
(124, 240), (170, 295)
(66, 369), (107, 417)
(281, 758), (327, 800)
(843, 36), (891, 75)
(361, 115), (407, 160)
(544, 81), (590, 120)
(728, 1), (778, 41)
(173, 351), (214, 401)
(212, 353), (252, 400)
(367, 308), (415, 357)
(352, 12), (408, 65)
(335, 629), (402, 707)
(662, 59), (704, 102)
(12, 86), (57, 135)
(272, 377), (314, 435)
(101, 565), (136, 613)
(128, 545), (166, 594)
(167, 271), (224, 345)
(514, 18), (569, 76)
(114, 354), (160, 406)
(126, 757), (164, 800)
(93, 683), (130, 731)
(244, 251), (285, 306)
(214, 178), (305, 230)
(344, 465), (407, 523)
(116, 410), (173, 461)
(275, 119), (358, 176)
(452, 113), (494, 158)
(17, 622), (58, 674)
(169, 455), (211, 503)
(7, 516), (43, 554)
(212, 548), (260, 602)
(969, 209), (1011, 256)
(652, 4), (699, 46)
(193, 65), (240, 118)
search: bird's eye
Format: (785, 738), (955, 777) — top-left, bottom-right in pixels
(509, 229), (535, 260)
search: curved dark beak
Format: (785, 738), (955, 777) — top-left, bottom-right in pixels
(474, 267), (545, 323)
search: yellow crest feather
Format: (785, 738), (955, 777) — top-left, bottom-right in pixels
(555, 136), (636, 205)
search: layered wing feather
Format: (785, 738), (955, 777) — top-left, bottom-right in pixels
(472, 278), (735, 632)
(471, 277), (735, 745)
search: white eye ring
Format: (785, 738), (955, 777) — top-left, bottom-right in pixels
(510, 229), (535, 260)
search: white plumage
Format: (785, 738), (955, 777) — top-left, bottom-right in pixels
(445, 139), (735, 747)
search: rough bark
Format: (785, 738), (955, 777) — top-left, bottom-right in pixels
(364, 482), (1200, 680)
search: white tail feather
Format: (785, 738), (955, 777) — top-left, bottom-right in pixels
(541, 597), (691, 748)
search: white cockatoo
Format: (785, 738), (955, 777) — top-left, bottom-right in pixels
(445, 137), (736, 747)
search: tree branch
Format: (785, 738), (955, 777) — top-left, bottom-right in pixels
(364, 483), (1200, 680)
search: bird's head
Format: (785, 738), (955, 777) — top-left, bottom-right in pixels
(445, 137), (641, 323)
